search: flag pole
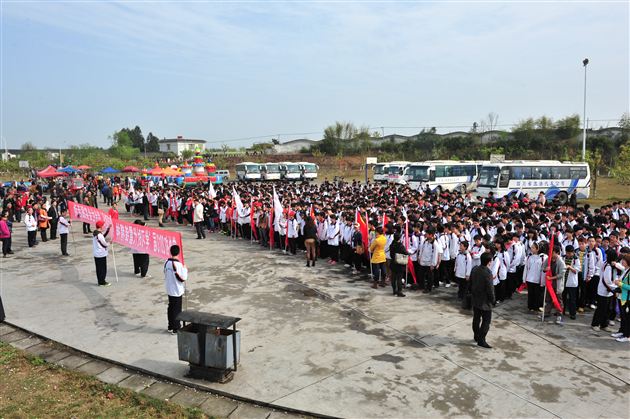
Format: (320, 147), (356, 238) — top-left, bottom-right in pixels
(111, 242), (119, 283)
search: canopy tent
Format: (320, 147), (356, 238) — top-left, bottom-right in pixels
(161, 167), (182, 177)
(101, 167), (120, 174)
(37, 166), (67, 178)
(122, 166), (140, 173)
(77, 165), (91, 170)
(58, 166), (78, 174)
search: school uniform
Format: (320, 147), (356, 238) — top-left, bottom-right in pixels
(591, 264), (617, 329)
(287, 219), (299, 255)
(164, 258), (188, 332)
(524, 254), (544, 310)
(24, 213), (38, 247)
(92, 231), (109, 286)
(326, 221), (340, 262)
(562, 255), (581, 318)
(454, 251), (472, 300)
(58, 216), (70, 256)
(418, 239), (441, 292)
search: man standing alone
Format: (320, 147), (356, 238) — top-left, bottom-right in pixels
(471, 252), (495, 348)
(164, 245), (188, 334)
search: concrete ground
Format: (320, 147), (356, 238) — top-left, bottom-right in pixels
(1, 207), (628, 418)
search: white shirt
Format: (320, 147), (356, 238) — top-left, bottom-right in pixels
(193, 203), (204, 223)
(564, 256), (581, 288)
(597, 264), (616, 297)
(287, 219), (299, 238)
(524, 254), (543, 284)
(164, 258), (188, 297)
(470, 244), (485, 267)
(327, 222), (340, 246)
(92, 232), (109, 258)
(58, 216), (70, 234)
(454, 252), (472, 279)
(24, 214), (38, 232)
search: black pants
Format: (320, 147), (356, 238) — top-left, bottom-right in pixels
(591, 295), (611, 328)
(527, 282), (541, 310)
(586, 275), (599, 307)
(40, 227), (48, 242)
(27, 230), (37, 247)
(418, 265), (433, 291)
(505, 272), (518, 299)
(0, 294), (5, 322)
(440, 260), (454, 284)
(94, 256), (107, 285)
(495, 281), (505, 302)
(259, 228), (269, 247)
(328, 244), (339, 262)
(455, 276), (466, 299)
(391, 266), (405, 294)
(472, 308), (492, 343)
(60, 233), (68, 255)
(49, 221), (57, 239)
(319, 241), (328, 259)
(618, 301), (630, 337)
(83, 222), (91, 234)
(1, 237), (11, 256)
(564, 287), (578, 317)
(195, 222), (206, 239)
(133, 253), (150, 277)
(167, 295), (183, 331)
(288, 237), (297, 255)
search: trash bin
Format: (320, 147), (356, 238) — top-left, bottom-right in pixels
(176, 310), (241, 383)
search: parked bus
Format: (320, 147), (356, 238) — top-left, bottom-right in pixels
(235, 162), (262, 181)
(260, 163), (281, 181)
(299, 162), (319, 181)
(386, 161), (411, 183)
(373, 163), (388, 183)
(279, 162), (302, 180)
(476, 160), (590, 203)
(402, 160), (481, 192)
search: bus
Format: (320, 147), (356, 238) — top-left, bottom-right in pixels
(299, 162), (319, 181)
(476, 160), (590, 203)
(260, 163), (281, 181)
(235, 162), (262, 181)
(373, 163), (388, 183)
(401, 160), (482, 193)
(279, 162), (302, 180)
(386, 161), (411, 183)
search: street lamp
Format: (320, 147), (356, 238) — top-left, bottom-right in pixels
(582, 58), (589, 161)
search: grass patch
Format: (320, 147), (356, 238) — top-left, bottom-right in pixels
(0, 342), (208, 418)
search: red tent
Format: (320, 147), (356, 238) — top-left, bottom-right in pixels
(37, 166), (67, 178)
(122, 166), (140, 173)
(147, 165), (164, 176)
(77, 165), (91, 170)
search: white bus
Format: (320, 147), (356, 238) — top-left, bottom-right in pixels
(279, 162), (302, 180)
(373, 163), (388, 183)
(386, 161), (411, 183)
(476, 160), (590, 203)
(260, 163), (281, 181)
(299, 162), (319, 181)
(235, 162), (262, 181)
(402, 160), (482, 192)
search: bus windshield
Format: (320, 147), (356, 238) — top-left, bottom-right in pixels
(245, 165), (260, 173)
(302, 164), (317, 173)
(373, 164), (385, 174)
(478, 167), (500, 188)
(286, 164), (300, 173)
(406, 166), (429, 181)
(265, 164), (280, 173)
(387, 165), (403, 174)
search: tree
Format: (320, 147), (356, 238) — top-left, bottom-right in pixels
(585, 149), (604, 196)
(21, 142), (37, 151)
(146, 132), (160, 152)
(181, 149), (194, 160)
(554, 114), (581, 140)
(129, 126), (145, 150)
(486, 112), (499, 131)
(612, 141), (630, 184)
(320, 122), (357, 156)
(111, 130), (132, 148)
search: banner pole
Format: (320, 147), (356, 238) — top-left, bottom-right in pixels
(111, 242), (119, 283)
(541, 284), (547, 323)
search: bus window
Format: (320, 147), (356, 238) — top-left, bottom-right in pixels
(435, 165), (446, 177)
(499, 168), (510, 188)
(510, 166), (532, 180)
(478, 167), (499, 187)
(551, 166), (570, 179)
(532, 166), (552, 179)
(570, 167), (587, 179)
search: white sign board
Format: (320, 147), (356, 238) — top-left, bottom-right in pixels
(489, 154), (505, 163)
(366, 157), (378, 164)
(19, 160), (29, 168)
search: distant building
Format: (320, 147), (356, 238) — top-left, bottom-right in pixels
(272, 139), (320, 154)
(158, 136), (206, 156)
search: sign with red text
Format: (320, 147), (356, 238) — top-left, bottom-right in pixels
(68, 201), (113, 231)
(112, 219), (184, 263)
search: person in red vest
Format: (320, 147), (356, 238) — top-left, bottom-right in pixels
(108, 202), (119, 220)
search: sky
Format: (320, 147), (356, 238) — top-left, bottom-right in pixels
(1, 0), (628, 150)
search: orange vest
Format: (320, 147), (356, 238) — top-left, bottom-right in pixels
(39, 208), (49, 229)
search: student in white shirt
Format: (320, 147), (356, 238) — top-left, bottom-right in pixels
(58, 208), (71, 256)
(164, 244), (188, 334)
(326, 215), (341, 264)
(523, 242), (544, 311)
(591, 249), (619, 332)
(562, 245), (581, 320)
(470, 235), (485, 268)
(24, 207), (38, 248)
(454, 240), (472, 300)
(92, 220), (111, 287)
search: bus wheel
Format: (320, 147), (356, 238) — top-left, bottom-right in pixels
(557, 191), (568, 204)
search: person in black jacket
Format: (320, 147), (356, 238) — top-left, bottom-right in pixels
(471, 252), (495, 348)
(303, 216), (318, 267)
(390, 232), (409, 297)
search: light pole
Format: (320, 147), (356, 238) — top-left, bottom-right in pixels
(581, 58), (589, 161)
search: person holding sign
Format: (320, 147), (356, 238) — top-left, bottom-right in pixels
(93, 220), (111, 287)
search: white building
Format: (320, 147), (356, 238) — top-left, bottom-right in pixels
(272, 139), (320, 154)
(159, 136), (206, 156)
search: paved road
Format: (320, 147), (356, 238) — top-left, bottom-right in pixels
(1, 207), (628, 418)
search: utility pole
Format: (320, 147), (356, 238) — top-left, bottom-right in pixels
(582, 58), (589, 161)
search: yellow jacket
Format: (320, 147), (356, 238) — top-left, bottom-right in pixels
(370, 234), (386, 264)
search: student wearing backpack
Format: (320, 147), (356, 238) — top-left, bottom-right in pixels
(591, 250), (619, 332)
(164, 245), (188, 334)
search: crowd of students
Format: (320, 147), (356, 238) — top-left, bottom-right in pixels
(1, 175), (629, 344)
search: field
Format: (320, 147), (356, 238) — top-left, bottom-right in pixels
(0, 342), (207, 419)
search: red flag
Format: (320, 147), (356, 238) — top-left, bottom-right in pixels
(394, 195), (398, 207)
(285, 206), (290, 248)
(250, 197), (258, 241)
(355, 209), (369, 251)
(405, 219), (417, 284)
(545, 232), (563, 313)
(382, 214), (389, 229)
(310, 204), (315, 219)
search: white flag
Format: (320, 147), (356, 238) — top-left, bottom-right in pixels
(209, 181), (216, 199)
(232, 186), (244, 213)
(272, 186), (284, 230)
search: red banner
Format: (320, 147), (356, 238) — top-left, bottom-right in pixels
(68, 201), (113, 231)
(113, 218), (184, 264)
(67, 201), (184, 263)
(546, 233), (563, 313)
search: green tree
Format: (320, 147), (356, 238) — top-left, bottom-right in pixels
(111, 130), (133, 148)
(181, 149), (194, 160)
(146, 132), (160, 152)
(585, 149), (604, 196)
(129, 126), (145, 150)
(21, 142), (37, 151)
(554, 114), (581, 140)
(612, 141), (630, 184)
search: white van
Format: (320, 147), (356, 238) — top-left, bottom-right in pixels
(279, 162), (302, 180)
(373, 163), (388, 183)
(299, 162), (319, 181)
(386, 161), (411, 183)
(235, 162), (261, 181)
(261, 163), (281, 181)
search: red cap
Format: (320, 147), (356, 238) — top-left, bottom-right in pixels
(96, 220), (105, 229)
